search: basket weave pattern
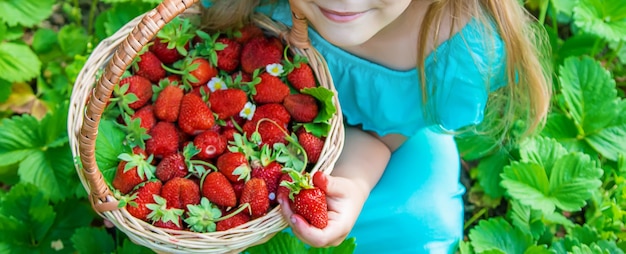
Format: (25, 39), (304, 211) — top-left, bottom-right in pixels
(67, 0), (344, 252)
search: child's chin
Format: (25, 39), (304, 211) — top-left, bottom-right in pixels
(317, 29), (376, 47)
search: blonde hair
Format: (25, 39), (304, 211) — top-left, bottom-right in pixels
(202, 0), (552, 138)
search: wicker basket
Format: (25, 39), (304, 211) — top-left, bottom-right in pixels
(67, 0), (344, 253)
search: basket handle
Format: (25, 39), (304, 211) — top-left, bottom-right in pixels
(79, 0), (311, 211)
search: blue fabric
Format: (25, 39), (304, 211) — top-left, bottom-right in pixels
(206, 2), (507, 253)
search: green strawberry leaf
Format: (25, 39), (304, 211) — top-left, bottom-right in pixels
(0, 42), (42, 83)
(308, 237), (356, 254)
(523, 245), (553, 254)
(96, 119), (131, 184)
(116, 238), (154, 254)
(303, 122), (331, 138)
(0, 183), (56, 252)
(43, 199), (96, 253)
(94, 3), (154, 40)
(58, 24), (88, 58)
(0, 103), (78, 202)
(245, 232), (308, 254)
(558, 56), (626, 160)
(501, 162), (554, 214)
(519, 137), (569, 176)
(0, 0), (55, 27)
(301, 87), (337, 123)
(468, 217), (534, 254)
(508, 201), (546, 241)
(548, 153), (603, 211)
(476, 149), (509, 198)
(31, 28), (58, 54)
(0, 78), (11, 103)
(70, 227), (115, 254)
(573, 0), (626, 42)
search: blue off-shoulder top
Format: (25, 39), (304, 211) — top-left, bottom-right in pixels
(260, 3), (507, 137)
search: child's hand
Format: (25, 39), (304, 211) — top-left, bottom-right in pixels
(278, 171), (367, 247)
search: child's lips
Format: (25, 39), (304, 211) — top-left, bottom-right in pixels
(319, 7), (367, 23)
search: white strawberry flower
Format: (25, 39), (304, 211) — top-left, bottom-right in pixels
(239, 102), (256, 120)
(207, 77), (226, 92)
(266, 63), (284, 77)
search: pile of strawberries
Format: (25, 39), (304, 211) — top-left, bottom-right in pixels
(103, 17), (334, 232)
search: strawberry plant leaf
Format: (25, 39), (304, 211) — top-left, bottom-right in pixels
(94, 3), (154, 40)
(573, 0), (626, 42)
(501, 162), (554, 214)
(116, 238), (154, 254)
(476, 150), (509, 198)
(549, 153), (603, 211)
(558, 56), (626, 160)
(519, 137), (568, 176)
(541, 113), (594, 154)
(0, 0), (55, 27)
(307, 237), (356, 254)
(0, 183), (56, 252)
(302, 122), (331, 138)
(468, 217), (534, 254)
(58, 24), (88, 58)
(0, 78), (10, 103)
(0, 42), (41, 83)
(70, 227), (115, 254)
(32, 28), (58, 54)
(96, 119), (131, 184)
(523, 245), (553, 254)
(455, 133), (501, 161)
(245, 232), (308, 254)
(43, 199), (95, 253)
(301, 87), (337, 123)
(508, 201), (546, 241)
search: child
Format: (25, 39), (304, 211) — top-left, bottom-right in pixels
(202, 0), (552, 252)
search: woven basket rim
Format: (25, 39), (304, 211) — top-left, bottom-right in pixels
(67, 1), (344, 253)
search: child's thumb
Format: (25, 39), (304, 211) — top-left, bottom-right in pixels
(312, 171), (339, 195)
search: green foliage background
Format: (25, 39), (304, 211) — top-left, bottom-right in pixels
(0, 0), (625, 253)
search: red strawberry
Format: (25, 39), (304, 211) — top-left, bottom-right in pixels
(209, 88), (248, 120)
(193, 130), (227, 160)
(283, 93), (319, 123)
(153, 85), (184, 122)
(178, 93), (215, 135)
(187, 58), (217, 87)
(131, 105), (156, 131)
(251, 103), (291, 125)
(296, 128), (325, 164)
(160, 177), (201, 211)
(155, 152), (188, 182)
(283, 170), (328, 229)
(112, 151), (156, 194)
(231, 71), (252, 83)
(149, 17), (194, 64)
(119, 75), (153, 110)
(252, 73), (290, 104)
(242, 120), (288, 148)
(239, 178), (270, 217)
(221, 128), (239, 143)
(133, 50), (166, 83)
(232, 23), (264, 44)
(151, 39), (189, 65)
(146, 195), (185, 230)
(146, 121), (180, 159)
(251, 161), (283, 204)
(216, 37), (242, 72)
(216, 152), (250, 183)
(276, 173), (292, 201)
(240, 36), (283, 74)
(201, 171), (237, 208)
(287, 61), (316, 91)
(232, 181), (245, 201)
(216, 210), (250, 231)
(126, 180), (162, 221)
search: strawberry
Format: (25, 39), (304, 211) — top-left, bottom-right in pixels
(296, 128), (325, 164)
(187, 58), (218, 87)
(131, 105), (156, 131)
(146, 195), (185, 230)
(155, 152), (188, 182)
(146, 121), (180, 159)
(209, 88), (248, 120)
(240, 36), (283, 74)
(201, 171), (237, 208)
(160, 177), (201, 211)
(283, 93), (319, 123)
(282, 170), (328, 229)
(149, 17), (195, 64)
(232, 23), (264, 44)
(251, 161), (283, 204)
(193, 130), (227, 160)
(125, 180), (162, 221)
(285, 55), (316, 91)
(252, 73), (290, 104)
(112, 151), (156, 194)
(216, 37), (241, 72)
(133, 50), (166, 83)
(242, 120), (288, 148)
(216, 152), (251, 183)
(276, 173), (293, 201)
(178, 93), (215, 135)
(251, 103), (291, 125)
(239, 178), (270, 217)
(153, 84), (184, 122)
(119, 75), (153, 110)
(221, 128), (239, 143)
(216, 210), (250, 231)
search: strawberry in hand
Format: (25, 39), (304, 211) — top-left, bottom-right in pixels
(280, 169), (328, 229)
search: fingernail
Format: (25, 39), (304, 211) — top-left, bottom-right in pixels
(290, 216), (297, 224)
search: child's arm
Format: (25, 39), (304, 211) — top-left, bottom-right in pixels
(278, 126), (392, 247)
